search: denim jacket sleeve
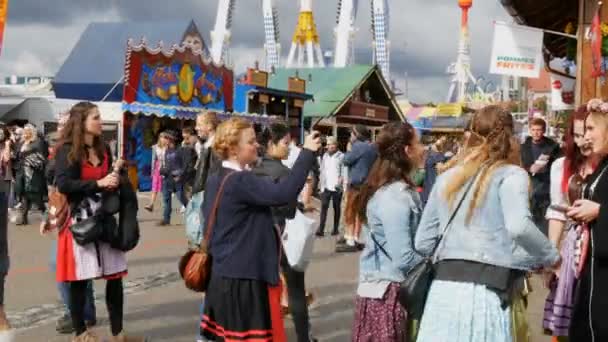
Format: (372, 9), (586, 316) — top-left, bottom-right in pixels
(500, 169), (560, 267)
(415, 181), (442, 257)
(343, 142), (364, 167)
(375, 186), (424, 272)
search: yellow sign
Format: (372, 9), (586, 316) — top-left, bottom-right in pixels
(436, 103), (463, 116)
(178, 64), (195, 103)
(0, 0), (8, 55)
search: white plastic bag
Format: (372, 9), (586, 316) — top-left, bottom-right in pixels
(282, 210), (316, 272)
(185, 191), (204, 247)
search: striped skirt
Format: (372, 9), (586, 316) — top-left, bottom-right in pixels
(543, 228), (577, 336)
(201, 275), (286, 342)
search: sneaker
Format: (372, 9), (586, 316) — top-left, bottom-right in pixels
(56, 314), (74, 334)
(157, 221), (170, 227)
(335, 244), (359, 253)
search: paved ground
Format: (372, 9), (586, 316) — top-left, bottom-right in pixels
(5, 196), (551, 341)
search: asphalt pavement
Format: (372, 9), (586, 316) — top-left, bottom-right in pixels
(5, 196), (551, 341)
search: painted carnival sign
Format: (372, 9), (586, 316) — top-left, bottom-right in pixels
(123, 41), (233, 118)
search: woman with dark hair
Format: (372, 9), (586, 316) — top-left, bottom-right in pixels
(52, 102), (144, 342)
(350, 122), (425, 342)
(543, 106), (595, 341)
(253, 122), (316, 342)
(415, 105), (559, 341)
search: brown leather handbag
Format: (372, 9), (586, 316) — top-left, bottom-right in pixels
(179, 172), (233, 292)
(47, 188), (69, 231)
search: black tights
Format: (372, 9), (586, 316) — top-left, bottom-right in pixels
(21, 195), (44, 224)
(282, 259), (310, 342)
(70, 278), (123, 336)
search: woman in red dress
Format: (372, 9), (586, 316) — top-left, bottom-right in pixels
(52, 102), (145, 342)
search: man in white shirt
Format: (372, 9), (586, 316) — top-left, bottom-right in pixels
(316, 136), (345, 236)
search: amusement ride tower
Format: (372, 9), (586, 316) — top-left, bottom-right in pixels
(210, 0), (282, 70)
(446, 0), (479, 103)
(286, 0), (325, 68)
(333, 0), (391, 82)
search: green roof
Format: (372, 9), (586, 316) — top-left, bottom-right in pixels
(268, 65), (379, 118)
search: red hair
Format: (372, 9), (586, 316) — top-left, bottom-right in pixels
(562, 106), (591, 193)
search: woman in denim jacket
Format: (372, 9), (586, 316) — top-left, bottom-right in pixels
(351, 122), (425, 342)
(415, 106), (560, 342)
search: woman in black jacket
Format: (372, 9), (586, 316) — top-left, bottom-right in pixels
(568, 101), (608, 341)
(200, 118), (320, 342)
(51, 102), (144, 342)
(15, 124), (47, 225)
(253, 123), (315, 342)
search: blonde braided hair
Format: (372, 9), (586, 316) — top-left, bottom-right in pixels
(442, 105), (514, 223)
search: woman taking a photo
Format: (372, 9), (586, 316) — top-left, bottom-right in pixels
(53, 102), (144, 342)
(415, 105), (559, 341)
(567, 98), (608, 341)
(543, 107), (595, 341)
(253, 122), (316, 342)
(351, 122), (424, 342)
(201, 118), (320, 342)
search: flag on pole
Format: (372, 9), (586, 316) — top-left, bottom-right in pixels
(591, 9), (602, 78)
(489, 22), (544, 78)
(0, 0), (8, 56)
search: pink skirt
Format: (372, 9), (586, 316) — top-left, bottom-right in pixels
(151, 161), (162, 193)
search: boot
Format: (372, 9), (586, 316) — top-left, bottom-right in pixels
(72, 331), (100, 342)
(109, 333), (147, 342)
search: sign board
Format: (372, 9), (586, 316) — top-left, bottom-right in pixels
(489, 22), (544, 78)
(436, 103), (463, 116)
(288, 77), (306, 93)
(246, 68), (268, 87)
(550, 74), (575, 111)
(123, 43), (234, 118)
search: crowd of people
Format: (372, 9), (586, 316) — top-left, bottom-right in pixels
(1, 98), (608, 342)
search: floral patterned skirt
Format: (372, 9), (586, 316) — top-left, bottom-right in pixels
(352, 283), (407, 342)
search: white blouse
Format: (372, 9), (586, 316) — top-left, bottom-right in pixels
(545, 157), (567, 222)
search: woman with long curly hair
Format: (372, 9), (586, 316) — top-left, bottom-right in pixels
(52, 102), (144, 342)
(350, 121), (425, 342)
(415, 105), (560, 341)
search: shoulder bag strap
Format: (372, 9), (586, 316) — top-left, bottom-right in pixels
(202, 172), (235, 248)
(371, 232), (392, 261)
(430, 167), (484, 262)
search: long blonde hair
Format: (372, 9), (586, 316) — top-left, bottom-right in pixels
(441, 105), (514, 223)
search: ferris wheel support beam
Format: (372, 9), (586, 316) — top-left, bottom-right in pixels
(210, 0), (236, 64)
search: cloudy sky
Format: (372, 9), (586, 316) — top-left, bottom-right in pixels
(0, 0), (511, 102)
